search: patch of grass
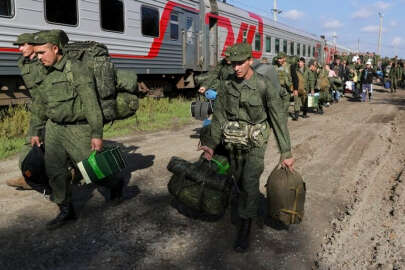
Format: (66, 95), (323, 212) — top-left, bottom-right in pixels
(104, 97), (193, 138)
(0, 98), (194, 159)
(0, 105), (30, 159)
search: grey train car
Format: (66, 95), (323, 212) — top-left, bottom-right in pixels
(0, 0), (349, 104)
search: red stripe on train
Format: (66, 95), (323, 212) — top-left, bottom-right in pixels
(0, 47), (19, 53)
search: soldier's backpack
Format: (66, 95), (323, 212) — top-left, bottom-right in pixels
(167, 155), (231, 221)
(64, 41), (139, 123)
(266, 165), (306, 225)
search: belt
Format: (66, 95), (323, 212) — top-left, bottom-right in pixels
(51, 119), (88, 126)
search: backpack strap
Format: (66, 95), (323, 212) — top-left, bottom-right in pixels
(64, 59), (75, 85)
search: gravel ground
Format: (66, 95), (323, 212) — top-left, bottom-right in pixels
(1, 85), (404, 270)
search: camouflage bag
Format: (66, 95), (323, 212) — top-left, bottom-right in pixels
(167, 155), (231, 221)
(266, 165), (306, 225)
(115, 69), (138, 94)
(116, 92), (139, 120)
(223, 121), (268, 149)
(65, 41), (117, 123)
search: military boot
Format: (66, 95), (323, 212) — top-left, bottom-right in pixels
(233, 218), (252, 253)
(46, 202), (76, 230)
(301, 108), (309, 118)
(6, 176), (32, 190)
(109, 179), (124, 207)
(292, 111), (299, 121)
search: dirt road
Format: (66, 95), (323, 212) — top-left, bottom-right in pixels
(1, 86), (404, 270)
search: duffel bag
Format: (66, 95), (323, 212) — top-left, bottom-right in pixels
(167, 156), (231, 221)
(266, 165), (306, 225)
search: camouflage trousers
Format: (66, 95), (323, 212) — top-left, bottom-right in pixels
(229, 144), (266, 219)
(45, 120), (94, 204)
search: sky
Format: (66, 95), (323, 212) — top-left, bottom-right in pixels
(225, 0), (405, 58)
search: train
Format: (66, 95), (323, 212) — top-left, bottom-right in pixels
(0, 0), (350, 105)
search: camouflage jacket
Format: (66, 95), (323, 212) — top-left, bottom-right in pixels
(296, 67), (312, 92)
(200, 59), (234, 91)
(29, 55), (103, 139)
(17, 56), (47, 90)
(274, 62), (292, 91)
(204, 70), (292, 160)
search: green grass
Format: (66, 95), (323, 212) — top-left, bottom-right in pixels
(0, 97), (193, 159)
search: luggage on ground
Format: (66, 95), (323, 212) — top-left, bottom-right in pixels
(266, 165), (306, 225)
(167, 155), (231, 221)
(21, 145), (51, 194)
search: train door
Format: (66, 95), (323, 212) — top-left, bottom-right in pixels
(181, 13), (199, 69)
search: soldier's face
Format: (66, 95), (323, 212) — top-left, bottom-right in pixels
(34, 43), (60, 66)
(298, 61), (305, 68)
(232, 58), (253, 79)
(18, 43), (34, 57)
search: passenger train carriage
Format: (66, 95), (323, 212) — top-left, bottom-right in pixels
(0, 0), (349, 104)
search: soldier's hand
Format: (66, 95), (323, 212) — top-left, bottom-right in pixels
(281, 157), (295, 171)
(311, 90), (315, 95)
(197, 145), (214, 161)
(91, 138), (103, 151)
(198, 87), (206, 94)
(293, 90), (298, 96)
(31, 136), (41, 147)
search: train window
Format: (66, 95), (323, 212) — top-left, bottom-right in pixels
(275, 38), (280, 54)
(265, 36), (271, 53)
(141, 6), (159, 37)
(254, 34), (261, 51)
(45, 0), (78, 26)
(170, 14), (179, 40)
(243, 31), (247, 43)
(308, 45), (311, 57)
(0, 0), (14, 18)
(290, 42), (294, 55)
(303, 45), (306, 57)
(100, 0), (124, 32)
(313, 46), (315, 57)
(297, 43), (301, 55)
(283, 40), (287, 53)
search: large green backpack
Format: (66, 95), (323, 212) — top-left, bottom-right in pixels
(64, 41), (139, 123)
(266, 165), (306, 225)
(64, 41), (117, 123)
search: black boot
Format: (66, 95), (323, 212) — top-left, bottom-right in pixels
(234, 218), (252, 253)
(292, 111), (299, 121)
(318, 105), (324, 115)
(301, 107), (309, 118)
(46, 202), (76, 230)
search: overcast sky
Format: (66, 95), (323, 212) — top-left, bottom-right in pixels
(225, 0), (405, 58)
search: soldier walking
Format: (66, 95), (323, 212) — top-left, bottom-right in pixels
(198, 43), (294, 252)
(6, 33), (48, 190)
(30, 30), (123, 230)
(274, 52), (294, 119)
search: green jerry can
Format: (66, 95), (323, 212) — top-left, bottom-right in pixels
(77, 145), (127, 184)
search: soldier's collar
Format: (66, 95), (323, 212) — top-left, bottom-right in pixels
(52, 55), (67, 71)
(237, 70), (257, 90)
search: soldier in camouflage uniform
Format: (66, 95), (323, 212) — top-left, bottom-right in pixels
(295, 57), (311, 118)
(199, 43), (294, 252)
(30, 30), (122, 230)
(274, 52), (294, 118)
(198, 47), (233, 94)
(6, 33), (48, 190)
(389, 61), (401, 93)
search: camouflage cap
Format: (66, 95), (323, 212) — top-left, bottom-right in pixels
(13, 33), (35, 45)
(277, 52), (287, 59)
(228, 43), (252, 62)
(31, 29), (69, 49)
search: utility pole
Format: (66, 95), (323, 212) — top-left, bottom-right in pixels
(271, 0), (282, 22)
(377, 12), (383, 54)
(332, 32), (337, 51)
(357, 39), (360, 53)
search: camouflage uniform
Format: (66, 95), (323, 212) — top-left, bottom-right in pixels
(13, 33), (49, 168)
(389, 62), (401, 92)
(203, 44), (292, 219)
(199, 59), (234, 91)
(295, 64), (311, 116)
(30, 31), (104, 204)
(274, 52), (292, 112)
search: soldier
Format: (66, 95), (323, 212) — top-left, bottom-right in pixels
(198, 47), (233, 93)
(389, 61), (401, 93)
(316, 65), (331, 114)
(354, 57), (364, 96)
(274, 52), (294, 118)
(360, 60), (376, 102)
(6, 33), (48, 190)
(30, 30), (123, 230)
(295, 57), (311, 118)
(198, 43), (294, 252)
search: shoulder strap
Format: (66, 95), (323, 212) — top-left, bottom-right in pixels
(64, 60), (74, 85)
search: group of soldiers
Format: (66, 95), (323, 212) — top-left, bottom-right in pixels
(7, 30), (123, 230)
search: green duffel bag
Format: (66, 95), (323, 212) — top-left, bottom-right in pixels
(167, 156), (231, 221)
(115, 92), (139, 120)
(266, 165), (306, 225)
(115, 69), (138, 94)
